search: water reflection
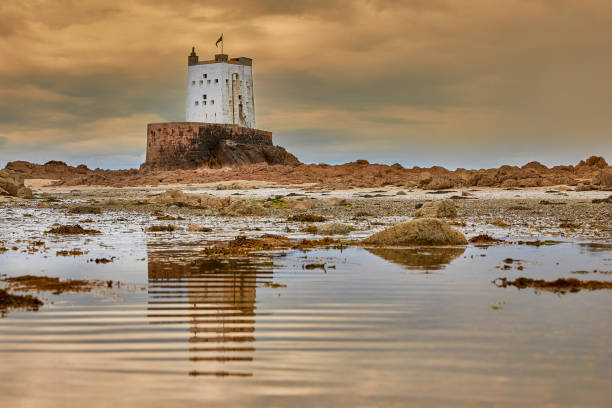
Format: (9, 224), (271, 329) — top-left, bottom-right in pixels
(147, 251), (276, 377)
(366, 247), (465, 270)
(578, 242), (612, 254)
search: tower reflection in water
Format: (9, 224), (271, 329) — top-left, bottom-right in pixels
(147, 251), (275, 377)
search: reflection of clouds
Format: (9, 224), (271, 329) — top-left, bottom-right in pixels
(366, 247), (465, 270)
(147, 253), (275, 377)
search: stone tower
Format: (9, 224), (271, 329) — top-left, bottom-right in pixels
(186, 48), (255, 128)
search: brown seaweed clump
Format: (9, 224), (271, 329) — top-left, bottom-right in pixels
(288, 214), (327, 222)
(3, 275), (99, 295)
(493, 277), (612, 294)
(69, 205), (101, 214)
(469, 234), (502, 244)
(46, 224), (101, 235)
(200, 235), (292, 257)
(146, 224), (179, 232)
(0, 289), (43, 315)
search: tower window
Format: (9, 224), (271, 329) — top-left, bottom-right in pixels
(211, 100), (214, 105)
(203, 74), (207, 78)
(215, 79), (219, 83)
(203, 101), (206, 105)
(226, 79), (229, 84)
(207, 80), (211, 85)
(194, 101), (199, 106)
(238, 95), (242, 100)
(202, 94), (207, 99)
(191, 81), (195, 86)
(199, 80), (203, 85)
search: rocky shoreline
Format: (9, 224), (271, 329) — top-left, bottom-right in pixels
(1, 155), (610, 190)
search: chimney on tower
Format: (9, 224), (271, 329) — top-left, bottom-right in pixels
(188, 47), (199, 65)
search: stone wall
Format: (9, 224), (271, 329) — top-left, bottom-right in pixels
(143, 122), (298, 169)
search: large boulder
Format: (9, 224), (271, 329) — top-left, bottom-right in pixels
(0, 170), (33, 198)
(414, 199), (457, 218)
(363, 218), (467, 246)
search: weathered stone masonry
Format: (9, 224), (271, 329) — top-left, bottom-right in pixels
(142, 122), (297, 169)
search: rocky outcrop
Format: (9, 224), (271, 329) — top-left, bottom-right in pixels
(2, 155), (609, 190)
(0, 170), (33, 198)
(363, 218), (467, 246)
(210, 140), (300, 167)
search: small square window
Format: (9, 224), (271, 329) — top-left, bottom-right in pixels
(191, 81), (195, 85)
(211, 100), (214, 105)
(203, 101), (207, 105)
(215, 79), (219, 83)
(202, 94), (206, 99)
(195, 101), (199, 106)
(203, 74), (207, 78)
(226, 79), (229, 84)
(238, 95), (242, 100)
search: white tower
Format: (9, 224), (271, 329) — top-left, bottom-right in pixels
(186, 48), (256, 128)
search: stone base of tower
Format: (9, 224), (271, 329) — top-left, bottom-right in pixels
(142, 122), (299, 170)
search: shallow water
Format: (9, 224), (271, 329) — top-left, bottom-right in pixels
(1, 234), (611, 407)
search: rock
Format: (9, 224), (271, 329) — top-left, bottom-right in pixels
(325, 197), (347, 206)
(575, 183), (594, 192)
(210, 141), (300, 168)
(288, 199), (314, 210)
(363, 218), (467, 246)
(17, 186), (33, 199)
(592, 195), (612, 204)
(593, 168), (612, 187)
(522, 161), (548, 171)
(150, 189), (226, 208)
(414, 199), (457, 218)
(584, 156), (608, 168)
(316, 222), (355, 235)
(151, 189), (195, 205)
(220, 199), (267, 216)
(425, 175), (463, 190)
(0, 170), (32, 198)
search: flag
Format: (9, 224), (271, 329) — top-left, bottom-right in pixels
(215, 34), (223, 47)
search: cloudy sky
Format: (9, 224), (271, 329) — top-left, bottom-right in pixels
(0, 0), (610, 169)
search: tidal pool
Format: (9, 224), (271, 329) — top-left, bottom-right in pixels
(1, 236), (611, 407)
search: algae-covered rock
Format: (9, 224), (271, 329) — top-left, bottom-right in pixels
(414, 199), (457, 218)
(316, 222), (355, 235)
(151, 189), (226, 208)
(363, 218), (467, 246)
